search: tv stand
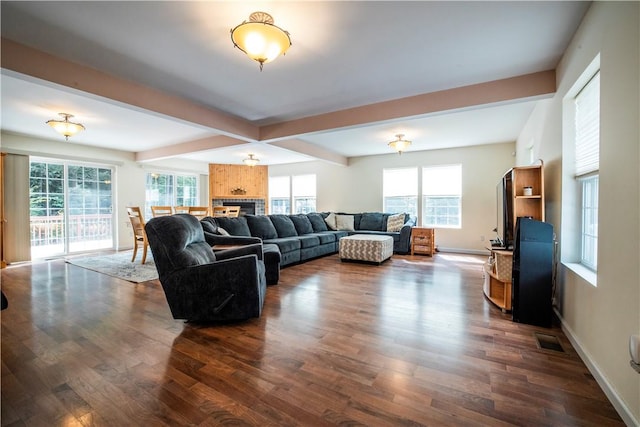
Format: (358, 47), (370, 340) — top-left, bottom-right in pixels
(483, 249), (513, 312)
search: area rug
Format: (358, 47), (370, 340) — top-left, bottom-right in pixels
(65, 251), (159, 283)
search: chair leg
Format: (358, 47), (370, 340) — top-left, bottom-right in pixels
(132, 241), (138, 262)
(141, 243), (148, 264)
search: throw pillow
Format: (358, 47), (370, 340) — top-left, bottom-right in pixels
(324, 212), (337, 230)
(290, 214), (314, 235)
(386, 213), (405, 232)
(217, 227), (230, 236)
(335, 214), (355, 231)
(307, 213), (328, 232)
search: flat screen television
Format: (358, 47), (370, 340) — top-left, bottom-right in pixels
(496, 171), (514, 250)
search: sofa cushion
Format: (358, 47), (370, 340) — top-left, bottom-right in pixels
(246, 215), (278, 240)
(307, 213), (328, 232)
(213, 216), (251, 236)
(269, 215), (298, 238)
(297, 235), (320, 248)
(359, 212), (385, 231)
(312, 232), (336, 245)
(335, 214), (355, 231)
(324, 212), (338, 230)
(264, 237), (301, 253)
(386, 213), (405, 232)
(289, 214), (314, 235)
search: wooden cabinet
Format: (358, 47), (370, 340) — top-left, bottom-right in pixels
(509, 164), (544, 225)
(411, 227), (435, 256)
(483, 249), (513, 312)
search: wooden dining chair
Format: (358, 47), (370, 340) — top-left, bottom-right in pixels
(188, 206), (210, 220)
(212, 206), (229, 217)
(174, 206), (190, 214)
(151, 206), (173, 217)
(225, 206), (241, 217)
(126, 206), (149, 264)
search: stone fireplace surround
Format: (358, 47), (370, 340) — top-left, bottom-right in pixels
(212, 198), (265, 215)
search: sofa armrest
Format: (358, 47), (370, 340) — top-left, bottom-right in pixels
(203, 232), (262, 247)
(215, 243), (264, 261)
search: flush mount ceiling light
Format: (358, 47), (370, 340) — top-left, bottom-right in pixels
(46, 113), (85, 141)
(243, 153), (260, 166)
(388, 134), (412, 155)
(230, 11), (291, 71)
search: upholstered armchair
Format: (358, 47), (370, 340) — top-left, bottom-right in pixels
(145, 214), (267, 322)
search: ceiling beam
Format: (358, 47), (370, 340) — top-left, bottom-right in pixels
(268, 139), (348, 166)
(1, 38), (259, 141)
(259, 70), (556, 141)
(136, 135), (248, 162)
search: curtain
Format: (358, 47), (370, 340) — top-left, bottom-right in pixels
(3, 153), (31, 263)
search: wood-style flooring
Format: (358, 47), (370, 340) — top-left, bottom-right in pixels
(1, 252), (624, 426)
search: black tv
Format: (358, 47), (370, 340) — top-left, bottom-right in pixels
(496, 171), (514, 250)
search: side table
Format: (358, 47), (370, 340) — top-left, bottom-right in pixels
(411, 227), (435, 256)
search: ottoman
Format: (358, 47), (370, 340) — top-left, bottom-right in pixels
(339, 234), (394, 264)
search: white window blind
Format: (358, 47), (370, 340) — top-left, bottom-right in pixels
(574, 71), (600, 177)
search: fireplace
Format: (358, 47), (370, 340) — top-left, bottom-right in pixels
(224, 201), (255, 216)
(212, 198), (265, 215)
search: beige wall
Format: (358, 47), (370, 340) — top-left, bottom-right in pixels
(515, 3), (639, 425)
(269, 142), (515, 253)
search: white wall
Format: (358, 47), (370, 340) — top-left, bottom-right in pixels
(269, 142), (515, 253)
(1, 132), (209, 252)
(515, 3), (639, 425)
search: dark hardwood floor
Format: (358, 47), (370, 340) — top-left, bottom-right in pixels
(1, 252), (624, 426)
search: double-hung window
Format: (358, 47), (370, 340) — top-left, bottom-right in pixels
(269, 174), (316, 214)
(422, 164), (462, 228)
(574, 71), (600, 270)
(383, 168), (417, 216)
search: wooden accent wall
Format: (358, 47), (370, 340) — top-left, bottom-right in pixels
(208, 163), (268, 200)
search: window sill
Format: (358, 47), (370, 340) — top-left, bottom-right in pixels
(563, 262), (597, 287)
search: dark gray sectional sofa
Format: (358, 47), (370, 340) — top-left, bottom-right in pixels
(202, 212), (416, 269)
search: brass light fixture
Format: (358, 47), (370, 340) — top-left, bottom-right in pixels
(243, 154), (260, 166)
(46, 113), (85, 140)
(230, 11), (291, 71)
(388, 134), (412, 155)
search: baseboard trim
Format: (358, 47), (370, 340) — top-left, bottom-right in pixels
(554, 308), (638, 427)
(436, 247), (490, 255)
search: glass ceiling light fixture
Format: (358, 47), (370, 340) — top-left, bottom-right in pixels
(388, 134), (412, 155)
(46, 113), (85, 141)
(230, 11), (291, 71)
(243, 153), (260, 166)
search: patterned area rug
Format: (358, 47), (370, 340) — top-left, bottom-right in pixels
(65, 251), (159, 283)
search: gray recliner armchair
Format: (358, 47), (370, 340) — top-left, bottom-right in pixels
(145, 214), (266, 322)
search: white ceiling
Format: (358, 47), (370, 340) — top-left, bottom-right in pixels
(0, 1), (590, 165)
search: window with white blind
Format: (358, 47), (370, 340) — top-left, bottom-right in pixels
(575, 71), (600, 270)
(383, 168), (417, 216)
(422, 164), (462, 228)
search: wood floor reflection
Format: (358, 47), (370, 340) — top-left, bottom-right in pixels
(1, 253), (624, 426)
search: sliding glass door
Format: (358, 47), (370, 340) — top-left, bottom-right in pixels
(30, 159), (114, 258)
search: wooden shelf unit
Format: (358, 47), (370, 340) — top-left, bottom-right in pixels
(483, 249), (513, 312)
(509, 164), (545, 225)
(411, 227), (435, 256)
